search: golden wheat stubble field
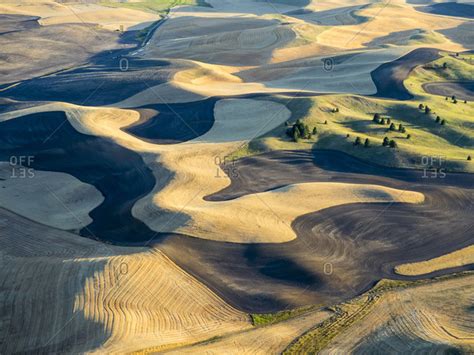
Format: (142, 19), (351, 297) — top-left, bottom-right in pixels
(0, 0), (473, 353)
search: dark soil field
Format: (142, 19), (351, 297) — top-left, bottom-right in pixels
(423, 81), (474, 101)
(159, 149), (474, 312)
(371, 47), (441, 100)
(417, 3), (474, 19)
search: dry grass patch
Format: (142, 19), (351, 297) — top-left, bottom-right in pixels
(395, 245), (474, 276)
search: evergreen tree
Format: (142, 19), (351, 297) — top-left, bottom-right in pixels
(407, 134), (411, 139)
(468, 155), (472, 161)
(382, 137), (390, 146)
(312, 127), (317, 135)
(364, 138), (370, 147)
(389, 123), (396, 131)
(436, 116), (441, 123)
(441, 119), (447, 125)
(419, 103), (424, 110)
(304, 124), (311, 138)
(373, 113), (380, 121)
(354, 137), (361, 146)
(425, 106), (431, 114)
(389, 140), (397, 148)
(292, 130), (299, 142)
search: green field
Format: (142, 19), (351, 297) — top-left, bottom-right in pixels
(99, 0), (209, 14)
(233, 52), (474, 172)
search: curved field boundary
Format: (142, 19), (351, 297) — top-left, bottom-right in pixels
(122, 99), (217, 144)
(371, 47), (441, 100)
(158, 149), (474, 313)
(395, 245), (474, 276)
(416, 3), (474, 19)
(283, 272), (474, 354)
(422, 80), (474, 101)
(0, 111), (158, 244)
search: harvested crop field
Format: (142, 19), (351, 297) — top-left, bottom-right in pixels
(1, 0), (473, 353)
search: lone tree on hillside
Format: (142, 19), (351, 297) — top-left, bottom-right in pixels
(389, 123), (396, 131)
(373, 113), (380, 121)
(387, 118), (391, 125)
(452, 95), (456, 101)
(407, 134), (411, 139)
(436, 116), (441, 123)
(364, 138), (370, 147)
(312, 127), (317, 135)
(389, 140), (398, 148)
(383, 137), (390, 146)
(441, 119), (447, 125)
(324, 120), (328, 124)
(442, 62), (448, 69)
(354, 137), (362, 146)
(468, 155), (472, 161)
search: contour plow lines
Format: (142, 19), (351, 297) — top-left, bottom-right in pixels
(126, 99), (424, 243)
(282, 275), (474, 354)
(2, 0), (474, 352)
(317, 275), (474, 353)
(164, 308), (332, 354)
(0, 91), (464, 311)
(79, 250), (250, 353)
(0, 208), (251, 353)
(159, 148), (474, 311)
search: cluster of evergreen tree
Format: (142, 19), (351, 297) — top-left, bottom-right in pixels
(372, 113), (386, 124)
(435, 116), (447, 125)
(382, 137), (397, 148)
(286, 119), (316, 142)
(353, 137), (371, 147)
(373, 114), (408, 135)
(389, 123), (406, 133)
